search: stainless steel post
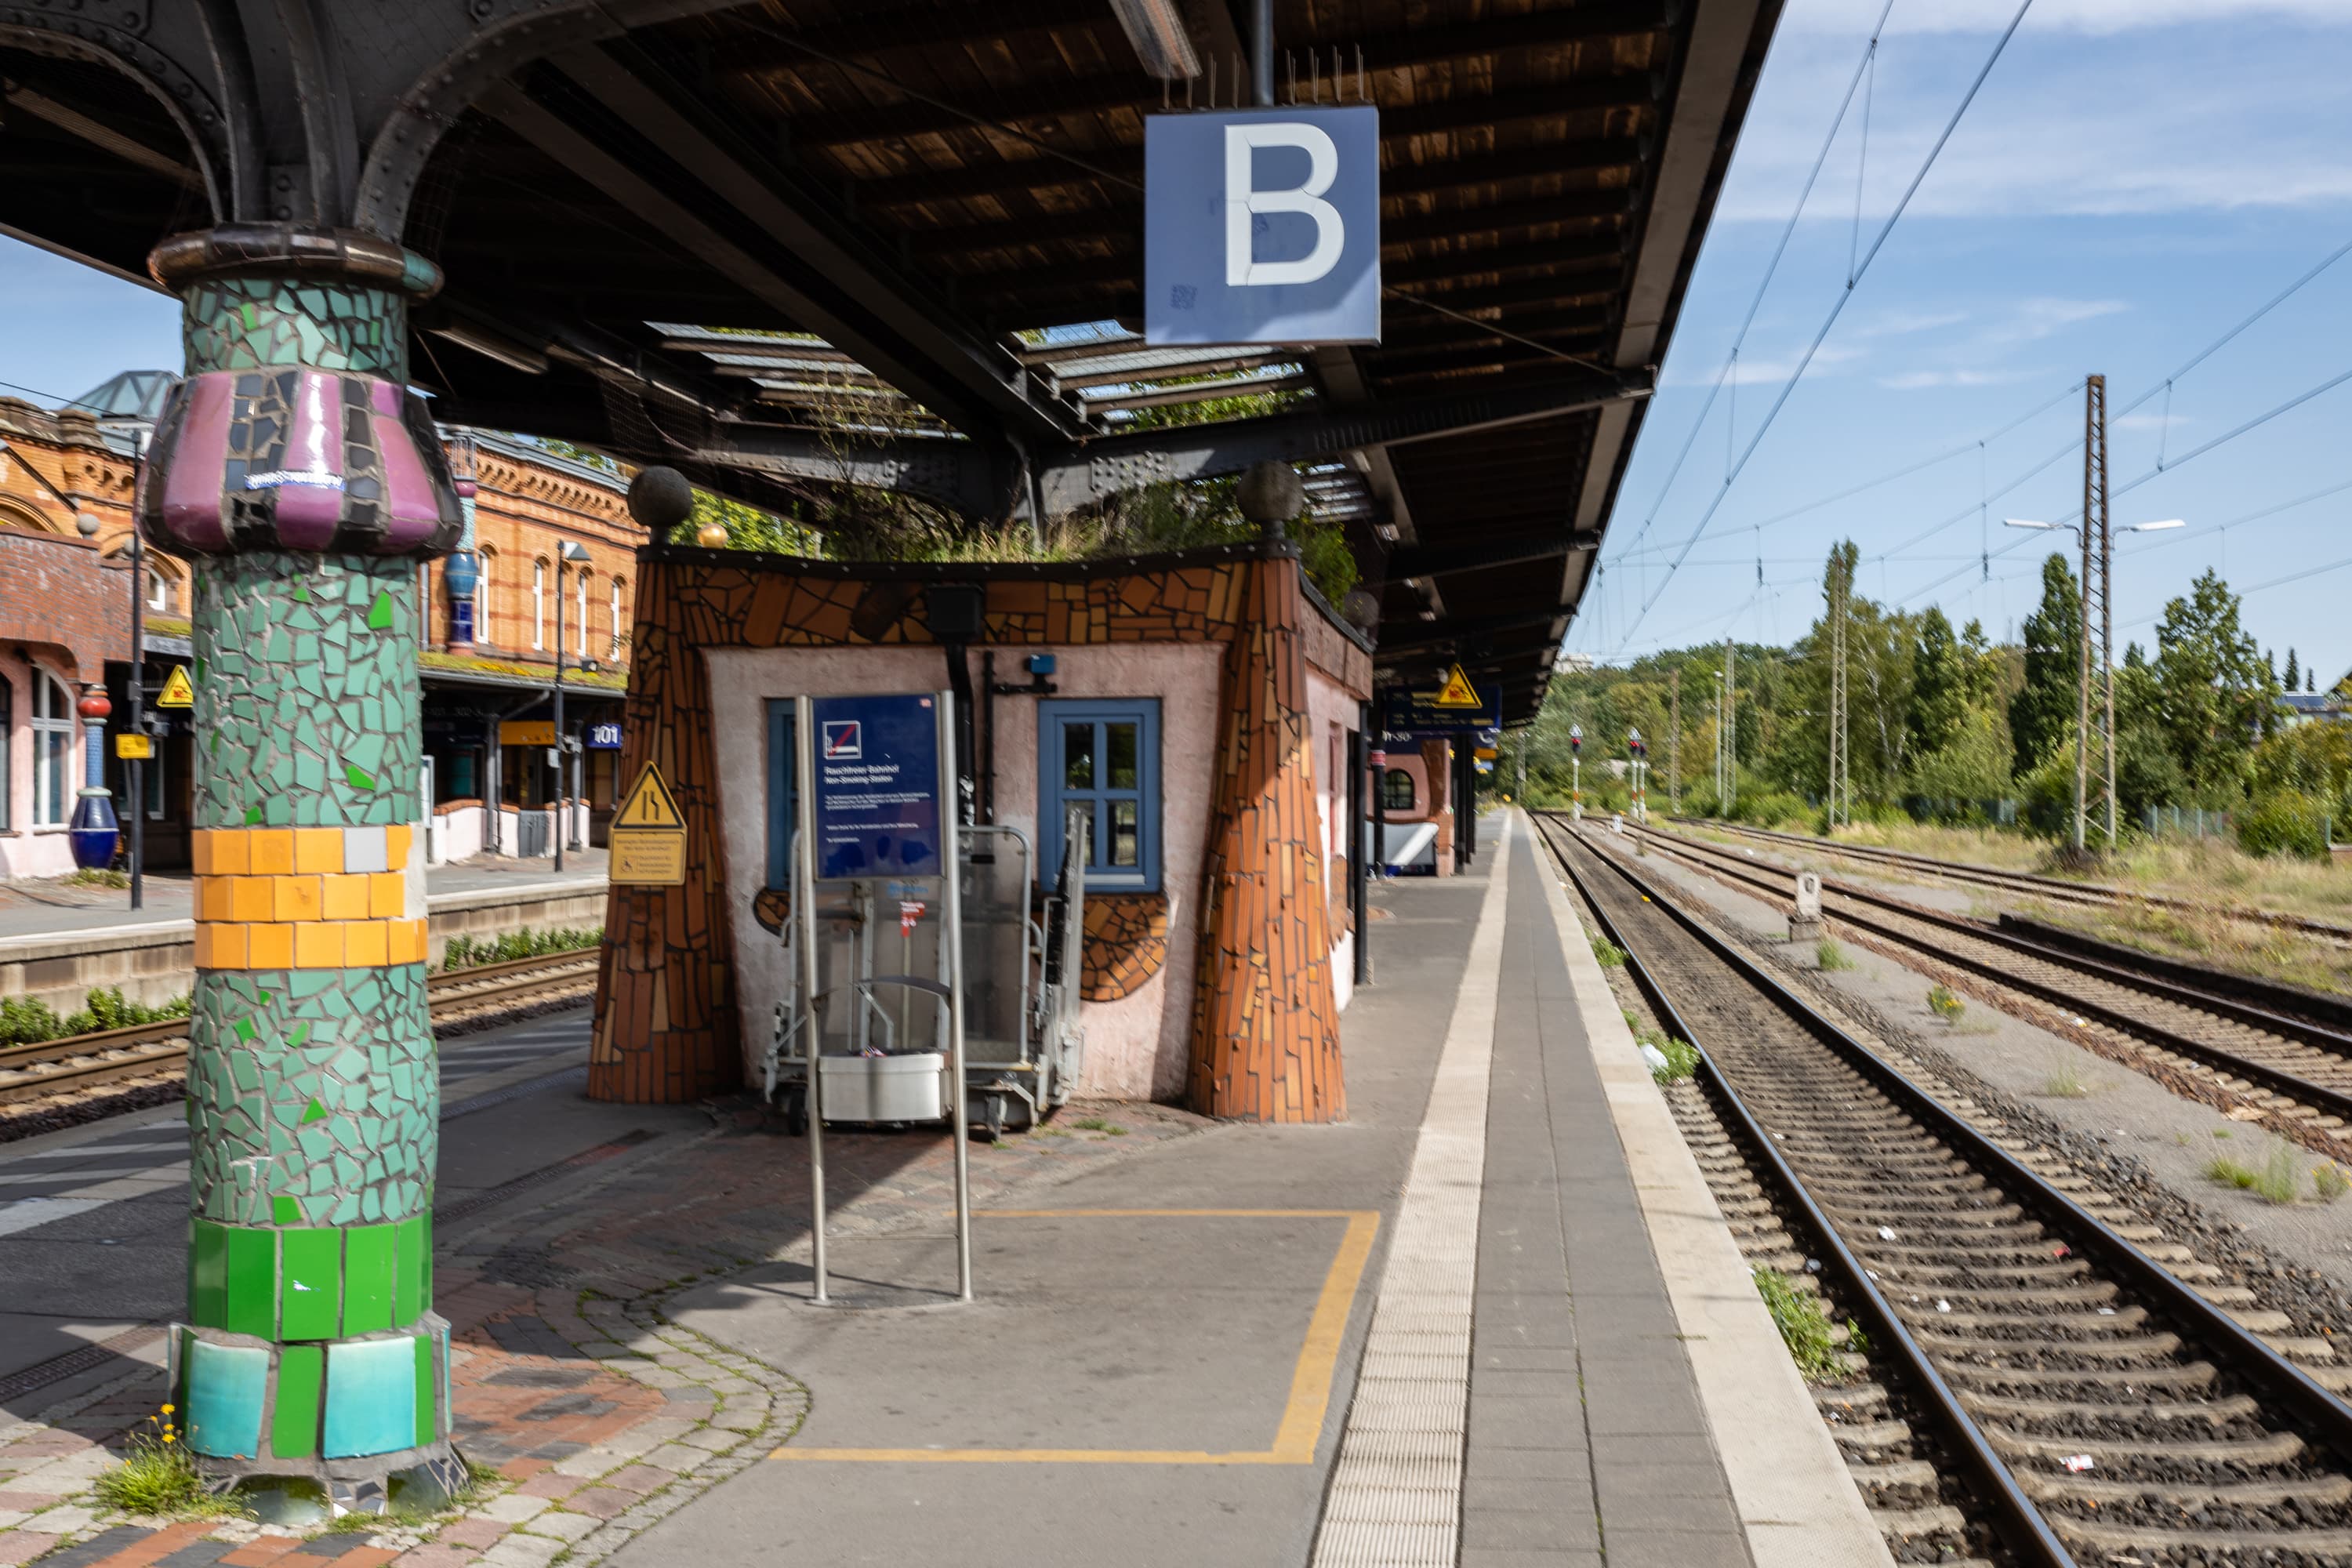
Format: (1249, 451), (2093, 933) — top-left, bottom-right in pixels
(793, 695), (827, 1303)
(937, 690), (974, 1302)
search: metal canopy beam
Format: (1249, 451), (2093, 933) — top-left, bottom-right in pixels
(523, 47), (1083, 448)
(1375, 530), (1603, 583)
(1036, 370), (1650, 514)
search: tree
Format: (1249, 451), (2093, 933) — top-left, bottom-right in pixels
(1907, 608), (1969, 756)
(2009, 554), (2082, 775)
(2285, 648), (2301, 691)
(2151, 569), (2278, 803)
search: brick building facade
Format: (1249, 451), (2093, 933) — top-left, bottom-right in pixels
(0, 379), (648, 878)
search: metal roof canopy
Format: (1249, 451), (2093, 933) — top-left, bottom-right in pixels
(0, 0), (1784, 722)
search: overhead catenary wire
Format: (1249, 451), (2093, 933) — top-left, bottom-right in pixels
(1611, 0), (2038, 654)
(1610, 0), (1904, 565)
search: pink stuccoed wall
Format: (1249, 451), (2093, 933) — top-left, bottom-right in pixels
(703, 639), (1353, 1103)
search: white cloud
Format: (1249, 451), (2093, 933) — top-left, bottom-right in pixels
(1719, 10), (2352, 221)
(1878, 367), (2041, 388)
(1782, 0), (2352, 36)
(1662, 344), (1867, 387)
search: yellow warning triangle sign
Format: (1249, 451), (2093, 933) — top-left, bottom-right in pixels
(156, 665), (195, 708)
(1432, 662), (1483, 708)
(615, 764), (684, 830)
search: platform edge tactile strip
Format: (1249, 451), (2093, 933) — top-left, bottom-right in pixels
(1310, 818), (1515, 1567)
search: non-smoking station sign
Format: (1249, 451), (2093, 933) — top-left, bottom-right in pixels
(1145, 105), (1380, 346)
(811, 694), (942, 880)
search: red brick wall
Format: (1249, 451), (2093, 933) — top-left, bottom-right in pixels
(0, 526), (129, 679)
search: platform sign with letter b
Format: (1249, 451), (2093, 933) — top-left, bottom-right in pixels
(1145, 106), (1380, 346)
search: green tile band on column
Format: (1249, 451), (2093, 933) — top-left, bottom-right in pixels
(271, 1345), (324, 1459)
(393, 1215), (425, 1327)
(190, 1219), (230, 1329)
(278, 1229), (341, 1341)
(223, 1228), (278, 1339)
(343, 1225), (394, 1335)
(412, 1334), (434, 1449)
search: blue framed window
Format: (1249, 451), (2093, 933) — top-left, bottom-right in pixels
(765, 700), (797, 888)
(1039, 699), (1161, 891)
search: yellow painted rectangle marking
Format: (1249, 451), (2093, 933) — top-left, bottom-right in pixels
(771, 1208), (1379, 1466)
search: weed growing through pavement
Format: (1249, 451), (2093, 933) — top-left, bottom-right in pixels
(1071, 1116), (1127, 1136)
(2319, 1164), (2351, 1202)
(1751, 1269), (1846, 1381)
(1815, 939), (1854, 971)
(2205, 1138), (2308, 1204)
(93, 1406), (241, 1520)
(2039, 1057), (2096, 1098)
(1926, 984), (1966, 1024)
(1641, 1029), (1699, 1085)
(1592, 937), (1628, 968)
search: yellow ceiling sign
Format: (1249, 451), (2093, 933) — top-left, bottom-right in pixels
(1432, 662), (1483, 708)
(156, 665), (195, 708)
(615, 764), (684, 831)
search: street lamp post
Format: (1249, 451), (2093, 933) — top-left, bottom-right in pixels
(2005, 514), (2183, 850)
(551, 540), (591, 873)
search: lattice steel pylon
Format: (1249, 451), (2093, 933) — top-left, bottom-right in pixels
(1668, 666), (1682, 814)
(2076, 374), (2116, 851)
(1826, 543), (1853, 829)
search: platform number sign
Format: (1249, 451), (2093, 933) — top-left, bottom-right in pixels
(1145, 106), (1380, 346)
(610, 763), (688, 886)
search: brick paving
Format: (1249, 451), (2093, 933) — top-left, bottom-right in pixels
(0, 1096), (1208, 1567)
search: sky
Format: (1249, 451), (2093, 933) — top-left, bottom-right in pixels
(1571, 0), (2352, 680)
(4, 0), (2350, 675)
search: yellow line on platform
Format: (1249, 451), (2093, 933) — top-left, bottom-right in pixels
(770, 1208), (1381, 1466)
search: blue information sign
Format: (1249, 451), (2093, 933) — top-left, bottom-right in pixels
(810, 694), (942, 880)
(586, 721), (623, 750)
(1382, 682), (1501, 733)
(1145, 106), (1381, 346)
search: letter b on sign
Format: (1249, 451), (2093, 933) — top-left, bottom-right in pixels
(1146, 106), (1379, 346)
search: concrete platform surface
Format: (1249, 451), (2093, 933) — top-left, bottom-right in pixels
(0, 811), (1879, 1568)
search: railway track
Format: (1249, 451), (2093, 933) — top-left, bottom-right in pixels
(0, 950), (600, 1107)
(1534, 813), (2352, 1568)
(1679, 815), (2352, 949)
(1607, 817), (2352, 1156)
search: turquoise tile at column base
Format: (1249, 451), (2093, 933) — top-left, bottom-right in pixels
(324, 1337), (419, 1458)
(185, 1339), (270, 1460)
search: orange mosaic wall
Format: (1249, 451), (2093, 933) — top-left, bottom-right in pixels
(590, 546), (1363, 1123)
(1079, 892), (1170, 1003)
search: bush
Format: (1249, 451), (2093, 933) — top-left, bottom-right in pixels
(1731, 789), (1810, 830)
(441, 925), (604, 971)
(0, 988), (189, 1046)
(2237, 793), (2330, 862)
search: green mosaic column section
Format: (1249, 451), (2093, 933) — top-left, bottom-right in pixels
(194, 553), (423, 829)
(163, 243), (457, 1483)
(182, 274), (417, 379)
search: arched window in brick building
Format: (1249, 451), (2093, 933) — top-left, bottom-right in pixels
(532, 558), (547, 651)
(609, 578), (625, 662)
(575, 568), (590, 659)
(31, 667), (74, 826)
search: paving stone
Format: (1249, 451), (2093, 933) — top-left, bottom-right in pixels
(513, 1512), (597, 1544)
(472, 1536), (564, 1568)
(472, 1496), (546, 1526)
(426, 1519), (506, 1552)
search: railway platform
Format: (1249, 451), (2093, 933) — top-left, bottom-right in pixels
(0, 811), (1882, 1568)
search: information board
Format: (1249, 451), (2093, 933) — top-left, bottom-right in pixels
(811, 693), (942, 880)
(1382, 679), (1501, 733)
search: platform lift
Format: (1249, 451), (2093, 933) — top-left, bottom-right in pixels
(762, 793), (1089, 1140)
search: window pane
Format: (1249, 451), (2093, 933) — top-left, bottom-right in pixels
(1109, 800), (1140, 867)
(1106, 722), (1138, 789)
(1383, 768), (1414, 811)
(1064, 722), (1094, 789)
(39, 731), (67, 825)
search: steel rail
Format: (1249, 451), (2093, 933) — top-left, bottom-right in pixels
(1672, 815), (2352, 944)
(1610, 818), (2352, 1127)
(1532, 815), (2074, 1568)
(0, 950), (600, 1105)
(1538, 815), (2352, 1552)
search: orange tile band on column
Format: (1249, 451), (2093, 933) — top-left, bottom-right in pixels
(190, 826), (425, 970)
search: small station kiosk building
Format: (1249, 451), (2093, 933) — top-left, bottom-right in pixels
(587, 526), (1371, 1123)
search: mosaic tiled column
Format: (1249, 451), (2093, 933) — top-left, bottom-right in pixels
(136, 227), (465, 1499)
(1187, 550), (1347, 1122)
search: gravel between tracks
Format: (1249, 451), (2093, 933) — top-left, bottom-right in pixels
(1547, 818), (2352, 1568)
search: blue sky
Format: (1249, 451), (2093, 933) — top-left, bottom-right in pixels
(1574, 0), (2352, 680)
(5, 0), (2349, 675)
